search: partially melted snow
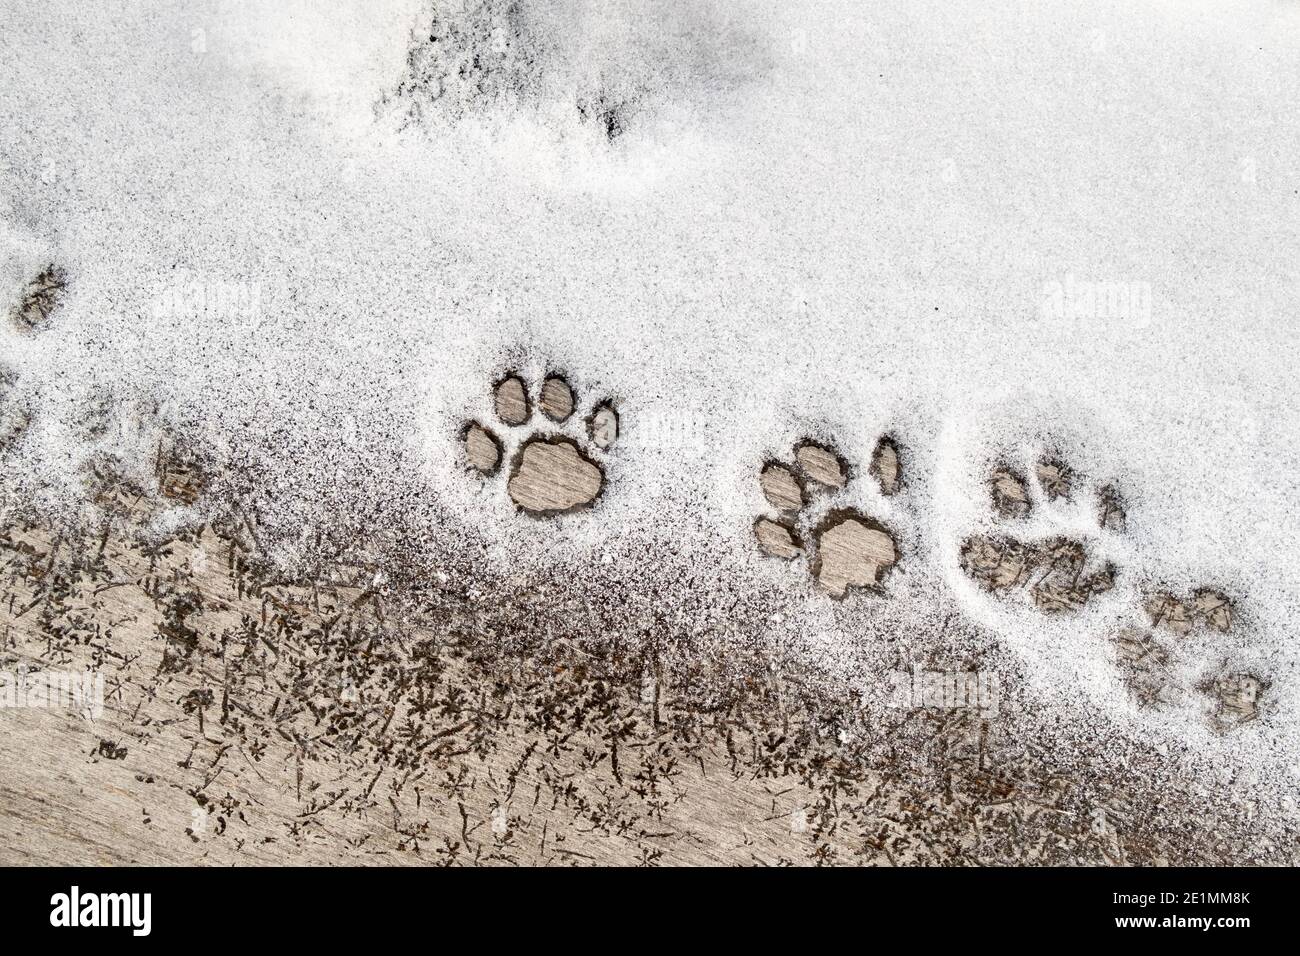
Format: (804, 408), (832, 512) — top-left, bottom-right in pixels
(1, 0), (1298, 801)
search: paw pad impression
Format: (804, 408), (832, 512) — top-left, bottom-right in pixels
(1116, 589), (1264, 728)
(9, 265), (66, 332)
(754, 436), (901, 599)
(463, 374), (618, 516)
(960, 455), (1120, 613)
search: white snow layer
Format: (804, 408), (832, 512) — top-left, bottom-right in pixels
(1, 0), (1298, 797)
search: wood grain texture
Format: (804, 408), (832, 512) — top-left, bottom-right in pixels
(507, 437), (603, 513)
(812, 514), (898, 598)
(0, 462), (1276, 866)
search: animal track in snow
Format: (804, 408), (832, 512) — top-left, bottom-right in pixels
(959, 457), (1124, 613)
(462, 373), (618, 516)
(1, 265), (67, 453)
(1115, 589), (1266, 729)
(9, 264), (65, 333)
(957, 450), (1265, 730)
(753, 436), (902, 599)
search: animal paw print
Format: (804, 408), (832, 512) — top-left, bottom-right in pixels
(9, 264), (66, 333)
(959, 456), (1123, 613)
(1, 266), (66, 451)
(462, 373), (619, 515)
(1115, 589), (1266, 729)
(960, 452), (1269, 730)
(753, 436), (902, 599)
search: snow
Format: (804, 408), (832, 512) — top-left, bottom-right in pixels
(1, 0), (1298, 802)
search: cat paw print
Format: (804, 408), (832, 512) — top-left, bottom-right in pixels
(959, 451), (1269, 731)
(1, 265), (66, 451)
(9, 264), (66, 333)
(461, 373), (619, 515)
(1115, 589), (1266, 729)
(959, 456), (1124, 613)
(753, 436), (902, 599)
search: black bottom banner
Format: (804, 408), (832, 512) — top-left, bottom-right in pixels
(0, 865), (1283, 944)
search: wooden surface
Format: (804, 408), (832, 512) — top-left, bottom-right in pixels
(755, 439), (900, 598)
(0, 450), (1278, 866)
